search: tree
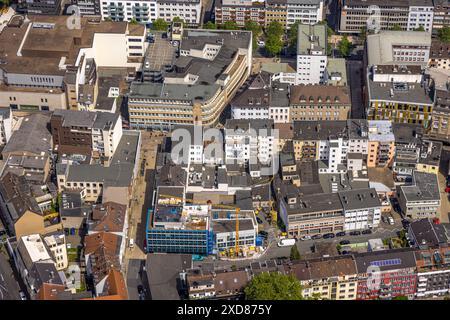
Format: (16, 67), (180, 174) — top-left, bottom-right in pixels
(152, 18), (168, 31)
(359, 26), (367, 42)
(204, 21), (216, 29)
(392, 295), (408, 300)
(222, 20), (239, 30)
(172, 16), (184, 26)
(129, 18), (138, 25)
(266, 21), (283, 39)
(244, 21), (263, 51)
(338, 35), (351, 57)
(438, 27), (450, 43)
(287, 22), (300, 53)
(265, 34), (283, 56)
(415, 26), (425, 31)
(444, 295), (450, 300)
(244, 272), (303, 300)
(391, 24), (402, 31)
(290, 245), (301, 260)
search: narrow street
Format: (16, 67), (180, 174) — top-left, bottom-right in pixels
(347, 60), (365, 119)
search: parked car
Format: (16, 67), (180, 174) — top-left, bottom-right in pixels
(311, 234), (322, 240)
(341, 250), (350, 255)
(300, 235), (312, 241)
(336, 231), (346, 237)
(339, 240), (350, 245)
(388, 217), (395, 225)
(349, 231), (361, 236)
(323, 233), (335, 239)
(137, 285), (144, 295)
(257, 40), (265, 47)
(19, 291), (27, 300)
(256, 217), (263, 224)
(362, 229), (372, 235)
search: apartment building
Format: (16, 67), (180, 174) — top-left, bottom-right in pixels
(214, 0), (266, 27)
(73, 0), (101, 16)
(0, 15), (146, 112)
(295, 24), (327, 85)
(429, 39), (450, 69)
(286, 0), (324, 28)
(231, 73), (290, 123)
(355, 249), (417, 300)
(225, 119), (276, 166)
(212, 218), (257, 251)
(51, 110), (123, 162)
(428, 68), (450, 142)
(265, 0), (288, 28)
(17, 0), (63, 15)
(414, 247), (450, 298)
(397, 171), (441, 219)
(433, 0), (450, 31)
(288, 256), (358, 300)
(289, 85), (351, 121)
(128, 29), (252, 129)
(340, 0), (434, 33)
(43, 232), (69, 271)
(392, 123), (424, 177)
(339, 189), (381, 231)
(367, 121), (395, 168)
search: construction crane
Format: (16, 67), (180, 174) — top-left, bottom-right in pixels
(158, 194), (242, 257)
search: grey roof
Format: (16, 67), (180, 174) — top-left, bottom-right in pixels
(2, 113), (51, 157)
(30, 262), (64, 289)
(285, 192), (343, 215)
(392, 123), (423, 144)
(225, 119), (274, 133)
(52, 109), (119, 130)
(399, 171), (440, 202)
(319, 171), (369, 193)
(60, 191), (92, 218)
(212, 219), (254, 234)
(338, 188), (381, 211)
(409, 218), (449, 248)
(293, 120), (348, 140)
(368, 78), (433, 106)
(354, 248), (417, 273)
(146, 253), (192, 300)
(344, 0), (433, 7)
(366, 31), (432, 66)
(67, 163), (134, 186)
(297, 24), (327, 55)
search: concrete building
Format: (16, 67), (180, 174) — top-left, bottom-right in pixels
(224, 119), (276, 166)
(340, 0), (434, 33)
(355, 249), (417, 300)
(265, 0), (288, 29)
(288, 256), (358, 300)
(73, 0), (101, 16)
(428, 68), (450, 142)
(295, 24), (327, 85)
(43, 232), (68, 271)
(128, 29), (252, 129)
(338, 188), (382, 231)
(0, 15), (146, 112)
(414, 247), (450, 298)
(367, 121), (396, 168)
(289, 85), (351, 121)
(286, 0), (324, 28)
(17, 0), (63, 15)
(51, 110), (123, 162)
(214, 0), (266, 28)
(429, 39), (450, 70)
(433, 0), (450, 31)
(397, 171), (441, 219)
(366, 65), (434, 128)
(212, 218), (257, 251)
(0, 108), (12, 148)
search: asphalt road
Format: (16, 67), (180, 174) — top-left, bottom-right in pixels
(0, 253), (20, 300)
(347, 60), (365, 119)
(126, 259), (149, 300)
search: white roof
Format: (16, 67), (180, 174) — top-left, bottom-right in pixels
(21, 234), (52, 263)
(367, 31), (432, 66)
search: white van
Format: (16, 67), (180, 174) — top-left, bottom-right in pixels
(129, 238), (134, 248)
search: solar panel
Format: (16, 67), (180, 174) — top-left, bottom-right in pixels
(369, 258), (402, 267)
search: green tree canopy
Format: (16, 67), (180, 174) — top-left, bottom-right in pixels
(265, 34), (283, 56)
(222, 20), (239, 30)
(204, 21), (216, 29)
(266, 21), (283, 39)
(152, 18), (168, 31)
(288, 22), (300, 52)
(0, 0), (9, 8)
(172, 16), (184, 26)
(438, 27), (450, 43)
(290, 245), (301, 260)
(245, 272), (303, 300)
(359, 26), (367, 42)
(129, 18), (138, 25)
(338, 35), (351, 57)
(391, 24), (402, 31)
(392, 295), (408, 300)
(245, 20), (263, 51)
(415, 26), (425, 31)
